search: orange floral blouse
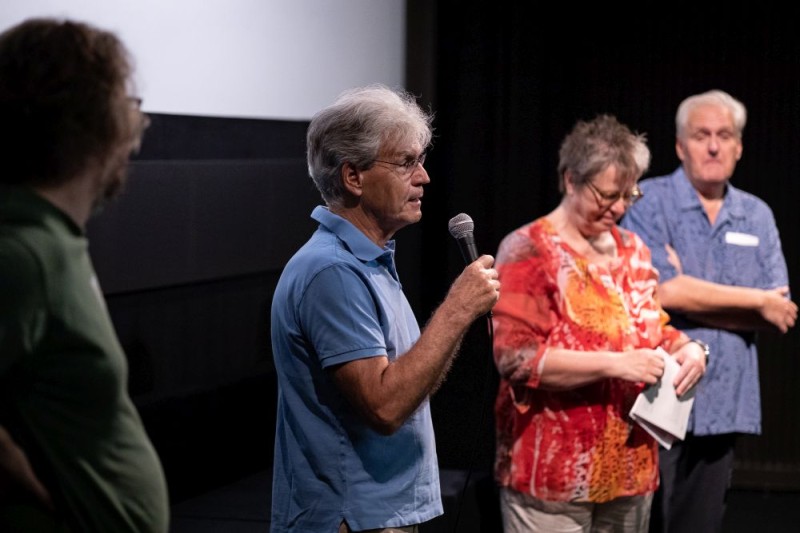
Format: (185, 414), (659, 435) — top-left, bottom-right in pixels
(492, 217), (688, 503)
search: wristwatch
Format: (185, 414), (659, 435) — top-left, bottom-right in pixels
(688, 338), (710, 364)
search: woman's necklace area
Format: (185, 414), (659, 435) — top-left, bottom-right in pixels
(585, 232), (617, 258)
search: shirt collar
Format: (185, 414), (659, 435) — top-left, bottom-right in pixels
(310, 205), (397, 269)
(0, 184), (84, 236)
(673, 166), (746, 220)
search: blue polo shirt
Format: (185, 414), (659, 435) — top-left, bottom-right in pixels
(270, 206), (442, 532)
(620, 167), (790, 435)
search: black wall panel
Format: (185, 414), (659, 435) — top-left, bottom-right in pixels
(85, 114), (319, 501)
(88, 159), (318, 294)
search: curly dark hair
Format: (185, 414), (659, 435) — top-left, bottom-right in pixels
(0, 18), (134, 186)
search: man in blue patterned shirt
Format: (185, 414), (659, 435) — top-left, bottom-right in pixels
(621, 89), (797, 533)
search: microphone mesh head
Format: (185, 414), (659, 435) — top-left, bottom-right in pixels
(448, 213), (474, 239)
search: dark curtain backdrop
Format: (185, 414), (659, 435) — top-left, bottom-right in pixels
(86, 4), (800, 504)
(408, 2), (800, 489)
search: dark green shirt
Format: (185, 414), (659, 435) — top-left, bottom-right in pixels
(0, 185), (169, 532)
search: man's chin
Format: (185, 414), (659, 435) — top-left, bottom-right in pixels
(698, 165), (734, 183)
(91, 173), (128, 216)
(91, 193), (113, 216)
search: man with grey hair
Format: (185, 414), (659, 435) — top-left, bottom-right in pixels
(621, 89), (797, 533)
(270, 84), (500, 533)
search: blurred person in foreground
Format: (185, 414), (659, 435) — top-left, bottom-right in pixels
(492, 114), (707, 532)
(621, 89), (797, 533)
(0, 17), (167, 532)
(269, 84), (500, 533)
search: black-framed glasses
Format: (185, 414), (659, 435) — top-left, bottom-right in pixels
(585, 180), (643, 208)
(373, 151), (427, 175)
(127, 96), (149, 153)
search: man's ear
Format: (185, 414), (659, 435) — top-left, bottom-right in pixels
(341, 161), (363, 197)
(675, 137), (686, 162)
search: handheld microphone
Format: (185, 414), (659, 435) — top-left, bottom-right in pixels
(449, 212), (494, 323)
(448, 213), (479, 264)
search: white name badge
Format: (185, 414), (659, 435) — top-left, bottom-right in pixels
(725, 231), (759, 247)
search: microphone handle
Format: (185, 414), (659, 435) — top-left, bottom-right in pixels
(457, 235), (492, 321)
(457, 234), (479, 264)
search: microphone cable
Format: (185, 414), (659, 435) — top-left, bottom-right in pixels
(445, 212), (498, 532)
(450, 312), (496, 533)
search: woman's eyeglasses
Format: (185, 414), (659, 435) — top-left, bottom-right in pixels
(585, 181), (643, 208)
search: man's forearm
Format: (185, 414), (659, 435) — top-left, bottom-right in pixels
(684, 310), (777, 331)
(0, 426), (52, 507)
(660, 275), (796, 333)
(658, 275), (765, 314)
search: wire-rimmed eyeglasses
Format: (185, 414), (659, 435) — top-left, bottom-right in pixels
(373, 152), (427, 175)
(585, 180), (643, 208)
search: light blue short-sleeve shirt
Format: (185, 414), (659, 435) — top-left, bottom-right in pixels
(270, 206), (442, 532)
(621, 167), (790, 435)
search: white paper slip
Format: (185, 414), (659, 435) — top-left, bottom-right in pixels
(629, 348), (696, 450)
(725, 231), (759, 246)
